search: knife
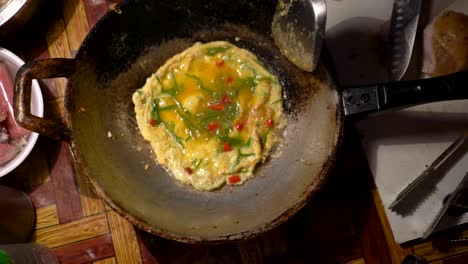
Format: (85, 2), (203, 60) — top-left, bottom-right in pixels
(388, 0), (422, 81)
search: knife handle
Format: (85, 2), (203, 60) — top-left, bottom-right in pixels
(342, 70), (468, 117)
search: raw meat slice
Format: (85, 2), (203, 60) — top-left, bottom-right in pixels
(0, 63), (29, 139)
(0, 143), (18, 165)
(422, 11), (468, 77)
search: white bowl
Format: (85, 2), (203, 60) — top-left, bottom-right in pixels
(0, 47), (43, 177)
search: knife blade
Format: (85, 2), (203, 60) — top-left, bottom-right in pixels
(388, 0), (422, 81)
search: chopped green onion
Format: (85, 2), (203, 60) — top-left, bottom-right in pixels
(159, 71), (179, 96)
(171, 96), (193, 117)
(244, 138), (252, 147)
(151, 99), (162, 123)
(171, 71), (178, 89)
(159, 105), (177, 111)
(231, 149), (255, 171)
(185, 73), (216, 97)
(261, 128), (272, 146)
(161, 122), (185, 150)
(240, 62), (258, 76)
(176, 109), (200, 137)
(242, 77), (257, 88)
(218, 135), (245, 147)
(191, 159), (202, 169)
(156, 76), (163, 87)
(206, 46), (231, 56)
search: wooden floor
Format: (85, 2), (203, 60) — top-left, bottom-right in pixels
(2, 0), (468, 263)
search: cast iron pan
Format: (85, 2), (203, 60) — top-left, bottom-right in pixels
(13, 0), (468, 243)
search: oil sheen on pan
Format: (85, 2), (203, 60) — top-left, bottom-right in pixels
(132, 41), (287, 191)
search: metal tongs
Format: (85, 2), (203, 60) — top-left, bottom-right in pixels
(389, 132), (468, 239)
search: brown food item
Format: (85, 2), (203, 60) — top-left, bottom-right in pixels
(0, 63), (29, 139)
(0, 143), (18, 165)
(422, 11), (468, 77)
(422, 11), (468, 76)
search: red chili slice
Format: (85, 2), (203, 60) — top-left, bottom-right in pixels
(207, 122), (219, 131)
(265, 119), (274, 128)
(223, 142), (232, 152)
(221, 93), (231, 104)
(215, 60), (224, 67)
(234, 122), (244, 131)
(184, 167), (193, 174)
(149, 118), (157, 126)
(228, 175), (241, 184)
(226, 77), (234, 84)
(209, 104), (224, 111)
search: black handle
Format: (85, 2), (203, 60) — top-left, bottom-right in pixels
(342, 70), (468, 117)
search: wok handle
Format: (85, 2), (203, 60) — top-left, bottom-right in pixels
(342, 70), (468, 117)
(14, 59), (76, 143)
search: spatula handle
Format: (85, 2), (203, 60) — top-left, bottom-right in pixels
(342, 70), (468, 117)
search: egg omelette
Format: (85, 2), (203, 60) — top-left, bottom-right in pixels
(132, 41), (287, 191)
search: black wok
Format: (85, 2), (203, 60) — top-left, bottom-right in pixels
(14, 0), (468, 243)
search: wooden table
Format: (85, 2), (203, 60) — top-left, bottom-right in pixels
(1, 1), (468, 263)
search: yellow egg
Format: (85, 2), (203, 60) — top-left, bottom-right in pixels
(132, 41), (287, 191)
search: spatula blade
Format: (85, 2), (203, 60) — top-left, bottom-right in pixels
(272, 0), (326, 72)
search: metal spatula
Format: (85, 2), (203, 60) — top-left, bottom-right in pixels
(272, 0), (326, 72)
